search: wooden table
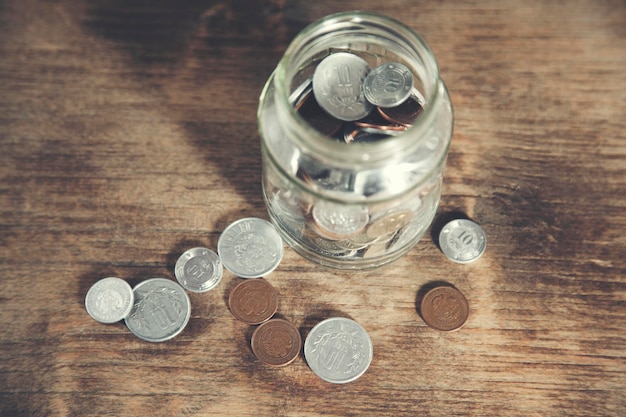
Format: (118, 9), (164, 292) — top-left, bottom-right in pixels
(1, 1), (625, 416)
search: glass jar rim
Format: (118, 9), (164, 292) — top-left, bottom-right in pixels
(274, 11), (444, 166)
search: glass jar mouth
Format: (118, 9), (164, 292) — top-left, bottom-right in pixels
(274, 11), (443, 166)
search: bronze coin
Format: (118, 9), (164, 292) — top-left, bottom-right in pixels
(377, 95), (423, 126)
(296, 90), (343, 137)
(420, 286), (469, 332)
(251, 318), (302, 366)
(228, 278), (278, 325)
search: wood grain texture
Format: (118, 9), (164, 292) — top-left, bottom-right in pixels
(1, 0), (625, 416)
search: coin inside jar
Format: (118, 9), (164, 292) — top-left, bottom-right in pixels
(420, 286), (469, 332)
(251, 318), (302, 366)
(228, 278), (278, 325)
(377, 93), (424, 126)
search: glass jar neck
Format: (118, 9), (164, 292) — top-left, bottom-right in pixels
(273, 11), (444, 167)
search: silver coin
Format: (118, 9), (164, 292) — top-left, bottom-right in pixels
(217, 217), (284, 278)
(312, 52), (373, 121)
(85, 277), (134, 324)
(288, 76), (313, 106)
(304, 317), (373, 384)
(439, 219), (487, 263)
(363, 62), (414, 108)
(174, 247), (223, 293)
(311, 201), (369, 240)
(125, 278), (191, 342)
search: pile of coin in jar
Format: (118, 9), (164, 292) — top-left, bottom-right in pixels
(85, 216), (486, 382)
(292, 52), (425, 144)
(263, 49), (450, 268)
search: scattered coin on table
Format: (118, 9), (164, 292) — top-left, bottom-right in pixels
(85, 277), (134, 324)
(304, 317), (373, 383)
(439, 218), (487, 263)
(174, 247), (223, 293)
(217, 217), (284, 278)
(420, 286), (469, 332)
(228, 278), (279, 325)
(251, 318), (302, 366)
(124, 278), (191, 342)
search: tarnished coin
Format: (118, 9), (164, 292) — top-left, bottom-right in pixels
(439, 219), (487, 264)
(174, 247), (223, 293)
(377, 92), (424, 126)
(218, 217), (284, 278)
(363, 62), (414, 108)
(296, 89), (343, 137)
(125, 278), (191, 342)
(85, 277), (134, 324)
(251, 318), (302, 366)
(311, 201), (369, 240)
(312, 52), (373, 121)
(304, 317), (373, 384)
(420, 286), (469, 332)
(365, 209), (414, 239)
(228, 278), (278, 325)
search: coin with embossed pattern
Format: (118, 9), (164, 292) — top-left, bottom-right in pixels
(420, 286), (469, 332)
(439, 219), (487, 264)
(251, 318), (302, 366)
(85, 277), (134, 324)
(304, 317), (373, 384)
(365, 209), (414, 239)
(363, 62), (414, 108)
(175, 247), (223, 293)
(124, 278), (191, 342)
(312, 52), (373, 121)
(311, 201), (369, 240)
(228, 278), (278, 325)
(218, 217), (284, 278)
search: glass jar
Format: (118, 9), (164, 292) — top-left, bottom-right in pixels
(258, 11), (453, 269)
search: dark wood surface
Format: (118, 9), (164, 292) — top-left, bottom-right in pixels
(1, 1), (625, 416)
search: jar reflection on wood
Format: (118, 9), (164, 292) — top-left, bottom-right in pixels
(258, 11), (453, 269)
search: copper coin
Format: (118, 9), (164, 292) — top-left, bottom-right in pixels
(296, 90), (343, 137)
(377, 95), (423, 126)
(228, 278), (278, 325)
(420, 286), (469, 332)
(251, 318), (302, 366)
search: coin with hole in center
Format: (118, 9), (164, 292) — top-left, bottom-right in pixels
(228, 278), (278, 325)
(420, 286), (469, 332)
(251, 319), (302, 366)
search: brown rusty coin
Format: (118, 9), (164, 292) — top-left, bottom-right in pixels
(228, 278), (278, 325)
(296, 90), (343, 137)
(420, 286), (469, 332)
(377, 95), (423, 126)
(251, 318), (302, 366)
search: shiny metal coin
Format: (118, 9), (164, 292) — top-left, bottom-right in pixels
(311, 201), (369, 240)
(85, 277), (134, 324)
(363, 62), (413, 108)
(218, 217), (284, 278)
(174, 247), (223, 293)
(439, 219), (487, 263)
(125, 278), (191, 342)
(304, 317), (373, 384)
(312, 52), (373, 121)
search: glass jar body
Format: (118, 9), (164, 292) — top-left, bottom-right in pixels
(258, 12), (453, 269)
